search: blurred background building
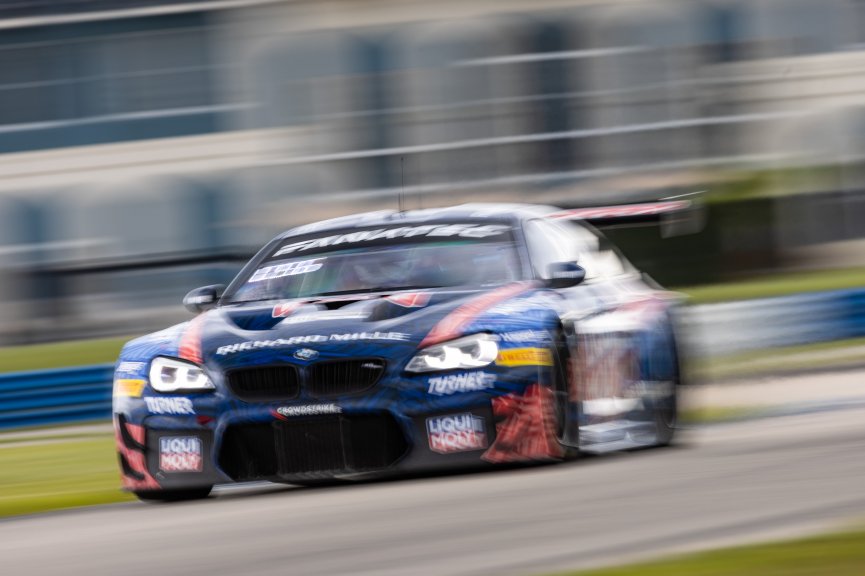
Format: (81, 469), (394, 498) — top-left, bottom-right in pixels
(3, 0), (865, 343)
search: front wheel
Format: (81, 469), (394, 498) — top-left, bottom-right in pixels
(653, 382), (678, 446)
(134, 486), (213, 502)
(551, 329), (579, 459)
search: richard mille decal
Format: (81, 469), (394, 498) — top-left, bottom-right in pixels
(215, 332), (410, 355)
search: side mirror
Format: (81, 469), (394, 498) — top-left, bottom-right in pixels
(547, 263), (586, 288)
(183, 284), (225, 313)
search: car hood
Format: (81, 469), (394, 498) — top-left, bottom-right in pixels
(120, 282), (563, 370)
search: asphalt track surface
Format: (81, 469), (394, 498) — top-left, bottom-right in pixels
(4, 404), (865, 575)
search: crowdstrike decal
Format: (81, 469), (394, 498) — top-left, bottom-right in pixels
(273, 404), (342, 418)
(215, 332), (410, 355)
(427, 372), (496, 396)
(274, 224), (511, 256)
(426, 413), (488, 454)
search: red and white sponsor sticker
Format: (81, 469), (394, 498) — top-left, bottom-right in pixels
(272, 301), (304, 318)
(387, 292), (432, 308)
(159, 436), (203, 473)
(549, 200), (691, 220)
(426, 413), (488, 454)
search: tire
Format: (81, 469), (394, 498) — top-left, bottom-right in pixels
(550, 329), (580, 459)
(654, 324), (681, 447)
(653, 383), (678, 446)
(134, 486), (213, 502)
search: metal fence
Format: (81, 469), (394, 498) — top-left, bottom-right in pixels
(686, 288), (865, 358)
(0, 364), (113, 430)
(3, 287), (865, 430)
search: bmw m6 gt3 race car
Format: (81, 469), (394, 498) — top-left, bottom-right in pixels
(113, 203), (684, 501)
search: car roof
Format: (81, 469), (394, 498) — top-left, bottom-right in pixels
(279, 203), (559, 239)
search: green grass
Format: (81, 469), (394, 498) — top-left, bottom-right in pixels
(679, 405), (763, 424)
(0, 434), (133, 517)
(691, 336), (865, 382)
(552, 528), (865, 576)
(0, 335), (135, 373)
(675, 266), (865, 304)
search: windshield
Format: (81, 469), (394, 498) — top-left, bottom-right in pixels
(226, 240), (522, 303)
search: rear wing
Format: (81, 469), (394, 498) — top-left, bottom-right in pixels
(547, 199), (704, 237)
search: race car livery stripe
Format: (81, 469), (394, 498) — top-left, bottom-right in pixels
(482, 383), (564, 462)
(178, 314), (206, 364)
(420, 282), (536, 347)
(114, 418), (160, 491)
(272, 301), (304, 318)
(548, 200), (691, 220)
(387, 292), (432, 308)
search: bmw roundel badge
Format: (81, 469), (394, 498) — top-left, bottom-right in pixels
(294, 348), (319, 361)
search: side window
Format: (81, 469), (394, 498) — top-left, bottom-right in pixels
(524, 219), (628, 281)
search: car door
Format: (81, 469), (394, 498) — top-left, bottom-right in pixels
(523, 217), (662, 448)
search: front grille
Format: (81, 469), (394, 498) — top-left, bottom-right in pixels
(218, 414), (407, 481)
(274, 414), (407, 476)
(307, 359), (385, 397)
(227, 366), (300, 401)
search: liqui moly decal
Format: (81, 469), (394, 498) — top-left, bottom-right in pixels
(159, 437), (203, 473)
(426, 413), (488, 454)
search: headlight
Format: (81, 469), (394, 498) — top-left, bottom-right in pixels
(405, 333), (499, 373)
(148, 357), (215, 393)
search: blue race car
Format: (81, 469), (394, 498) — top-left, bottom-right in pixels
(113, 203), (684, 501)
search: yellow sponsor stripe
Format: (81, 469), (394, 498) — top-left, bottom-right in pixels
(496, 347), (553, 367)
(114, 379), (146, 398)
